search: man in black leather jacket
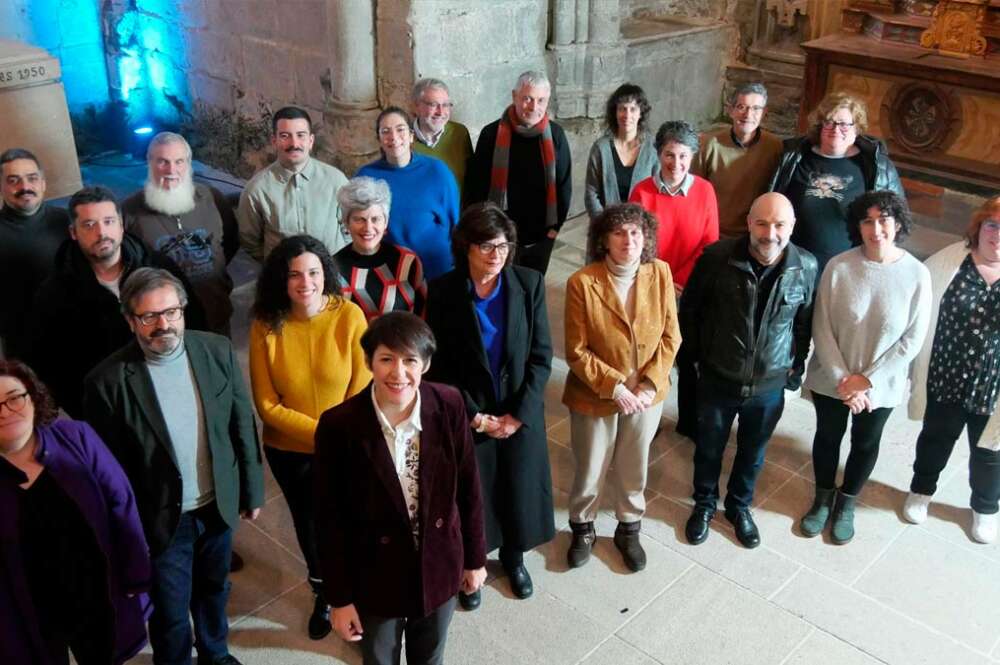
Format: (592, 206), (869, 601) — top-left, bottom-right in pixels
(679, 192), (817, 549)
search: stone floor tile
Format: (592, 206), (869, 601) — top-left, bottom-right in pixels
(853, 527), (1000, 653)
(230, 582), (361, 664)
(578, 636), (662, 665)
(640, 495), (802, 599)
(911, 464), (1000, 565)
(754, 474), (907, 582)
(773, 567), (994, 665)
(251, 492), (308, 565)
(549, 436), (578, 495)
(229, 519), (309, 619)
(617, 565), (810, 665)
(783, 629), (884, 665)
(442, 579), (609, 665)
(530, 515), (692, 630)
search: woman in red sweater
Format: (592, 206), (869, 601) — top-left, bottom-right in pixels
(629, 120), (719, 440)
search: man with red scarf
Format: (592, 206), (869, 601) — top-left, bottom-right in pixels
(466, 71), (572, 275)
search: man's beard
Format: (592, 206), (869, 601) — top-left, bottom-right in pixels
(144, 174), (196, 216)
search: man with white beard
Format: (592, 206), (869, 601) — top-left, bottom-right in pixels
(122, 132), (239, 335)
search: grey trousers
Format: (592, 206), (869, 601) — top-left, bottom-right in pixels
(360, 597), (457, 665)
(568, 403), (663, 523)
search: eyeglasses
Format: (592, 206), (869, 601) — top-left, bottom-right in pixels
(475, 241), (515, 255)
(420, 101), (454, 111)
(821, 120), (855, 131)
(733, 103), (764, 114)
(0, 392), (29, 414)
(982, 221), (1000, 234)
(134, 307), (184, 326)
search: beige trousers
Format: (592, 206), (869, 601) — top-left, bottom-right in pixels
(568, 403), (663, 524)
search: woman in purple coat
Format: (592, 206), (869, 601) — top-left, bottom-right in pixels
(0, 360), (151, 665)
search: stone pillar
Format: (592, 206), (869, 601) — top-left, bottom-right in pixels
(323, 0), (381, 174)
(549, 0), (588, 118)
(584, 0), (626, 118)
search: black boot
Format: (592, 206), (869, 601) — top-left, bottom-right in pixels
(308, 591), (332, 640)
(567, 521), (596, 568)
(613, 521), (646, 572)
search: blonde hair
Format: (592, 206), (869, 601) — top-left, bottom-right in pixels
(807, 92), (868, 143)
(966, 195), (1000, 249)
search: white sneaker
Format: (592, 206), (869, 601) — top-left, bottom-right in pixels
(902, 492), (932, 524)
(971, 511), (998, 544)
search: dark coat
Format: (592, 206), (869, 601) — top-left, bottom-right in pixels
(679, 237), (817, 397)
(314, 382), (486, 619)
(0, 419), (151, 665)
(426, 265), (555, 552)
(82, 331), (265, 556)
(28, 232), (208, 418)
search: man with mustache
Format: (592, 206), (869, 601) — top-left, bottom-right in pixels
(84, 268), (264, 665)
(122, 132), (239, 335)
(679, 192), (816, 549)
(238, 106), (349, 262)
(0, 148), (69, 359)
(28, 186), (206, 417)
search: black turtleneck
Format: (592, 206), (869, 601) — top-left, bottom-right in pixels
(0, 203), (70, 359)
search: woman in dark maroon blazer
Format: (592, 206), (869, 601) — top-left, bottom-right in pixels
(314, 312), (487, 665)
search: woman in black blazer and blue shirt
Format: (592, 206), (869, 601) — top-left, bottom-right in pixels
(425, 202), (555, 610)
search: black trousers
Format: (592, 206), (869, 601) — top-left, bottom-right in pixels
(264, 446), (322, 591)
(911, 400), (1000, 514)
(811, 392), (894, 496)
(514, 236), (556, 275)
(359, 597), (457, 665)
(674, 342), (698, 437)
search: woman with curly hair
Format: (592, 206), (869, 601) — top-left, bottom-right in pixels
(800, 190), (931, 544)
(249, 234), (370, 639)
(0, 359), (151, 665)
(562, 203), (680, 571)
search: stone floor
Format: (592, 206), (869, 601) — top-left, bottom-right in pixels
(76, 159), (999, 664)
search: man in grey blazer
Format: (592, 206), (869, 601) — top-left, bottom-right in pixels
(84, 267), (264, 665)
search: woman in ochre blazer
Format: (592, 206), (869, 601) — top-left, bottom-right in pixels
(314, 312), (486, 665)
(563, 203), (681, 572)
(425, 202), (555, 610)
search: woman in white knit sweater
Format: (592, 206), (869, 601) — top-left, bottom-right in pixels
(800, 191), (932, 544)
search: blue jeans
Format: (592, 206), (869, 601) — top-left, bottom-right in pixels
(149, 504), (233, 665)
(692, 387), (785, 512)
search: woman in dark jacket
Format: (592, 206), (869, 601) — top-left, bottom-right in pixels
(769, 91), (904, 274)
(426, 202), (555, 610)
(0, 360), (150, 665)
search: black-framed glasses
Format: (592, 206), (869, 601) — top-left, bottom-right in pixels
(134, 307), (184, 326)
(475, 241), (515, 255)
(0, 392), (29, 414)
(821, 119), (855, 131)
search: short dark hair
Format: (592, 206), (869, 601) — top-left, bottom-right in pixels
(252, 234), (343, 332)
(654, 120), (699, 154)
(272, 106), (313, 134)
(120, 267), (189, 317)
(0, 148), (42, 172)
(604, 83), (652, 135)
(67, 186), (120, 225)
(375, 106), (414, 135)
(589, 203), (658, 263)
(451, 202), (518, 272)
(361, 311), (436, 363)
(0, 359), (58, 427)
(846, 190), (913, 246)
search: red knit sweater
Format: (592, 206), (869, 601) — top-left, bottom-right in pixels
(629, 175), (719, 288)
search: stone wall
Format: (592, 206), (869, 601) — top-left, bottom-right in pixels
(0, 0), (109, 111)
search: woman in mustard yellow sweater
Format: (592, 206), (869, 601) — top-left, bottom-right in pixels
(249, 234), (370, 640)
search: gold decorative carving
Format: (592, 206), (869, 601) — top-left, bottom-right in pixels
(920, 0), (989, 58)
(767, 0), (809, 27)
